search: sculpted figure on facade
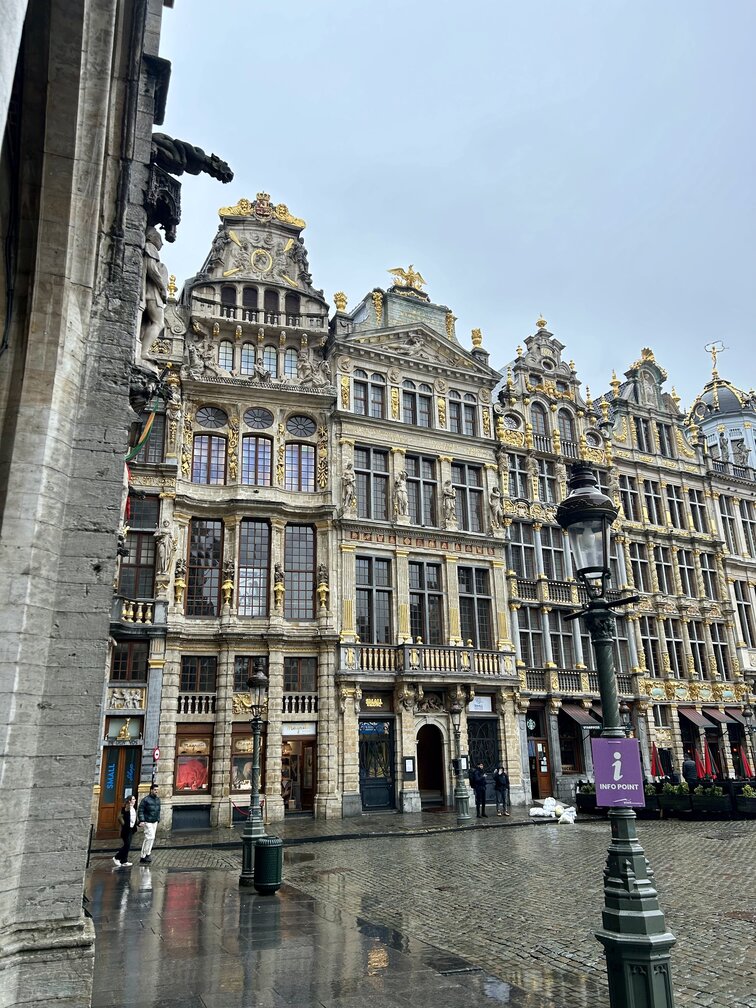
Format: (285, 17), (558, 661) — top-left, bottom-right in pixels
(732, 439), (749, 466)
(719, 431), (729, 461)
(207, 227), (227, 270)
(488, 485), (503, 529)
(442, 480), (457, 528)
(154, 519), (177, 575)
(297, 351), (314, 384)
(152, 133), (234, 183)
(140, 226), (169, 361)
(342, 463), (357, 511)
(393, 471), (409, 519)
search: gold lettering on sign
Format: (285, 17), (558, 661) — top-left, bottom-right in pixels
(365, 698), (384, 708)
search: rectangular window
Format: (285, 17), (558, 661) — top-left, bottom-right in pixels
(739, 499), (756, 557)
(119, 495), (160, 599)
(688, 488), (708, 533)
(133, 413), (166, 464)
(238, 520), (270, 617)
(284, 525), (315, 619)
(688, 620), (708, 679)
(356, 556), (393, 643)
(718, 495), (737, 553)
(629, 542), (650, 593)
(355, 447), (389, 520)
(508, 453), (529, 499)
(653, 545), (673, 594)
(734, 581), (756, 649)
(540, 525), (565, 580)
(642, 480), (664, 525)
(656, 423), (674, 458)
(283, 656), (317, 692)
(634, 417), (653, 452)
(284, 443), (315, 491)
(406, 455), (437, 527)
(186, 519), (223, 617)
(192, 434), (227, 484)
(614, 615), (631, 673)
(536, 459), (557, 503)
(639, 615), (662, 677)
(518, 607), (543, 667)
(665, 485), (684, 529)
(662, 618), (684, 677)
(549, 610), (575, 668)
(677, 549), (696, 597)
(111, 640), (149, 681)
(451, 462), (483, 533)
(353, 380), (368, 416)
(175, 726), (212, 794)
(458, 566), (493, 649)
(619, 476), (641, 522)
(709, 622), (731, 681)
(242, 435), (272, 486)
(509, 522), (536, 580)
(699, 552), (718, 597)
(409, 561), (444, 645)
(233, 656), (268, 693)
(448, 400), (462, 434)
(180, 655), (217, 692)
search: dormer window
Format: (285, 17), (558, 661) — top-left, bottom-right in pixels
(531, 402), (551, 451)
(449, 390), (477, 436)
(354, 369), (386, 419)
(557, 409), (576, 454)
(403, 380), (433, 428)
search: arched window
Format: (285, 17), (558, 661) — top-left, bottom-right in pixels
(192, 434), (226, 484)
(218, 340), (234, 371)
(449, 390), (477, 435)
(283, 348), (298, 378)
(284, 293), (301, 324)
(220, 285), (236, 319)
(263, 345), (278, 376)
(264, 289), (279, 323)
(354, 369), (386, 418)
(240, 343), (255, 375)
(531, 403), (551, 450)
(402, 380), (432, 427)
(558, 410), (577, 456)
(242, 287), (258, 322)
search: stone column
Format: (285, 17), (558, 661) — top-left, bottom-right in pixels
(340, 685), (362, 816)
(444, 554), (462, 645)
(634, 701), (652, 777)
(156, 646), (181, 830)
(340, 543), (357, 641)
(395, 549), (411, 643)
(264, 648), (285, 821)
(396, 688), (421, 812)
(211, 645), (235, 827)
(499, 689), (525, 807)
(314, 643), (341, 819)
(546, 699), (564, 798)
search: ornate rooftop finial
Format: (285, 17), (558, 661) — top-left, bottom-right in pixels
(536, 315), (547, 330)
(506, 366), (514, 387)
(704, 340), (726, 378)
(167, 274), (177, 300)
(388, 265), (426, 291)
(670, 386), (681, 409)
(333, 291), (347, 312)
(516, 345), (523, 357)
(585, 386), (593, 409)
(217, 193), (306, 228)
(471, 327), (483, 347)
(610, 370), (620, 395)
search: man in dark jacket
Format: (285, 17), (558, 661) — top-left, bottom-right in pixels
(137, 784), (161, 864)
(681, 755), (698, 789)
(470, 762), (488, 817)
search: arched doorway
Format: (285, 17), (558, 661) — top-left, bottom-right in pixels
(417, 723), (445, 808)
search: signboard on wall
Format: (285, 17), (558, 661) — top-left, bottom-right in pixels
(468, 696), (493, 713)
(282, 722), (317, 736)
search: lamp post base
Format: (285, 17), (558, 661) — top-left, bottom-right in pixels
(239, 810), (266, 887)
(453, 780), (471, 823)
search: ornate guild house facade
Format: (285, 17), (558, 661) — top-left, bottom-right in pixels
(95, 195), (756, 834)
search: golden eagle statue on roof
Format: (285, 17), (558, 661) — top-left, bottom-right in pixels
(388, 265), (427, 290)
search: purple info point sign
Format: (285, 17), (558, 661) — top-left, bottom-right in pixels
(591, 737), (645, 807)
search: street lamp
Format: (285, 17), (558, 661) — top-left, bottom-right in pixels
(557, 463), (676, 1008)
(449, 699), (471, 824)
(239, 659), (268, 888)
(743, 702), (755, 773)
(619, 700), (632, 736)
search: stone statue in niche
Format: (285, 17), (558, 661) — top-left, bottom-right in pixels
(342, 463), (357, 511)
(393, 471), (409, 519)
(297, 351), (314, 383)
(154, 520), (177, 575)
(207, 228), (227, 269)
(732, 440), (749, 466)
(442, 480), (457, 527)
(140, 226), (169, 361)
(719, 432), (729, 461)
(488, 485), (503, 529)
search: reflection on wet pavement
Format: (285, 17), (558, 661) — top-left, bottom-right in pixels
(88, 864), (537, 1008)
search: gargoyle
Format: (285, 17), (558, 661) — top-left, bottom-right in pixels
(151, 133), (233, 183)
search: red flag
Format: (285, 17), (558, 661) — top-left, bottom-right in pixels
(651, 742), (661, 778)
(741, 745), (754, 779)
(694, 750), (706, 778)
(703, 743), (716, 778)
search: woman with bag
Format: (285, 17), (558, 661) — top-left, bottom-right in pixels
(113, 794), (138, 867)
(493, 766), (511, 816)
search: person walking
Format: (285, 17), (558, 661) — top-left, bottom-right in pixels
(137, 784), (161, 864)
(493, 766), (511, 816)
(681, 753), (698, 789)
(470, 762), (488, 817)
(112, 795), (138, 867)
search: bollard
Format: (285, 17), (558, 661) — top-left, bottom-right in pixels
(253, 835), (283, 895)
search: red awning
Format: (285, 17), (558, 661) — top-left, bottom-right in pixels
(703, 707), (736, 725)
(678, 706), (712, 729)
(725, 707), (748, 726)
(561, 704), (601, 727)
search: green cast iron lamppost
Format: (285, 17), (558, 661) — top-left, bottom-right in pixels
(449, 699), (471, 824)
(556, 463), (676, 1008)
(239, 660), (268, 887)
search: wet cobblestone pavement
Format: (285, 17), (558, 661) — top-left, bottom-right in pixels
(87, 818), (756, 1007)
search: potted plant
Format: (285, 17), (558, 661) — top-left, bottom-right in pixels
(736, 784), (756, 817)
(638, 782), (660, 816)
(575, 781), (597, 813)
(690, 784), (731, 816)
(657, 780), (691, 814)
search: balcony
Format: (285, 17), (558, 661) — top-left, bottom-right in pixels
(178, 693), (216, 715)
(515, 578), (539, 600)
(111, 595), (167, 629)
(194, 295), (326, 329)
(522, 668), (634, 696)
(343, 643), (514, 679)
(533, 434), (552, 453)
(282, 692), (318, 715)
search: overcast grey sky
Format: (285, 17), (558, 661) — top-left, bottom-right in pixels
(159, 1), (756, 407)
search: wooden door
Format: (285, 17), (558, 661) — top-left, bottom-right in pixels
(97, 746), (141, 838)
(528, 737), (552, 799)
(300, 740), (316, 811)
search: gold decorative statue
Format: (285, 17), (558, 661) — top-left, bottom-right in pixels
(388, 265), (426, 290)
